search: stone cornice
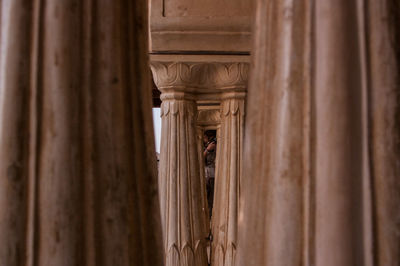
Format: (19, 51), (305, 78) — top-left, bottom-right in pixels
(150, 61), (250, 94)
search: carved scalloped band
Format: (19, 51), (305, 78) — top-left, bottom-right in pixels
(150, 62), (249, 90)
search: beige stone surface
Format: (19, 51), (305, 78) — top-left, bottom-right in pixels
(164, 0), (252, 17)
(211, 94), (245, 266)
(158, 94), (209, 266)
(150, 0), (254, 52)
(151, 57), (249, 266)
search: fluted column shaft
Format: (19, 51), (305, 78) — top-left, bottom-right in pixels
(159, 93), (208, 266)
(150, 59), (249, 266)
(314, 1), (365, 265)
(237, 1), (310, 265)
(211, 93), (245, 266)
(0, 1), (163, 266)
(238, 0), (400, 266)
(367, 1), (400, 265)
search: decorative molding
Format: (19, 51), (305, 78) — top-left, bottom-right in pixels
(197, 109), (221, 126)
(150, 0), (252, 53)
(221, 97), (245, 117)
(160, 98), (197, 118)
(150, 62), (249, 92)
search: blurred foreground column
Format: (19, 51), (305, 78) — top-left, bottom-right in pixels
(0, 1), (164, 266)
(237, 0), (400, 266)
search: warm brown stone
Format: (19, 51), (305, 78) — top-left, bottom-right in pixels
(237, 1), (311, 265)
(314, 2), (366, 265)
(368, 1), (400, 265)
(2, 1), (399, 265)
(0, 1), (163, 266)
(237, 1), (400, 266)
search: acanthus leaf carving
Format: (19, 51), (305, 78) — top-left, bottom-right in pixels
(161, 99), (197, 118)
(225, 243), (236, 266)
(161, 101), (170, 117)
(171, 101), (179, 115)
(231, 100), (240, 115)
(221, 98), (245, 117)
(194, 241), (208, 266)
(223, 101), (230, 116)
(181, 244), (195, 266)
(213, 244), (225, 266)
(167, 244), (180, 266)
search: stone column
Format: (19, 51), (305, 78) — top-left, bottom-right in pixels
(367, 1), (400, 265)
(0, 1), (163, 266)
(238, 0), (400, 266)
(211, 93), (245, 266)
(314, 2), (366, 265)
(151, 62), (209, 266)
(236, 2), (311, 264)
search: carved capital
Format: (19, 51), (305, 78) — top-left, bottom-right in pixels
(150, 62), (250, 93)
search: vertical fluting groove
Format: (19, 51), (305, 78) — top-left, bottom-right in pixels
(79, 1), (90, 265)
(90, 2), (103, 264)
(314, 1), (365, 265)
(308, 0), (316, 265)
(186, 106), (194, 250)
(238, 0), (313, 265)
(80, 0), (95, 264)
(363, 3), (378, 265)
(367, 0), (400, 265)
(176, 106), (181, 252)
(356, 0), (374, 265)
(165, 105), (171, 250)
(159, 98), (207, 266)
(38, 1), (86, 264)
(303, 0), (314, 265)
(28, 0), (44, 265)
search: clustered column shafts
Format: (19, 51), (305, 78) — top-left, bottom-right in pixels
(151, 60), (249, 266)
(211, 94), (245, 266)
(159, 93), (209, 266)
